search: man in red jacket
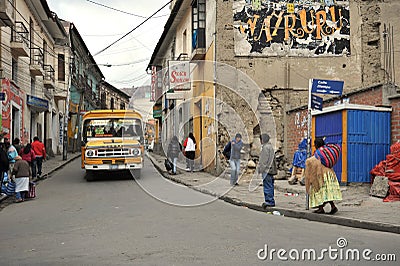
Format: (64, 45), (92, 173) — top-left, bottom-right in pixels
(31, 136), (46, 179)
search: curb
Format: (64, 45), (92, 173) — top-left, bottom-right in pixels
(0, 154), (81, 204)
(147, 153), (400, 235)
(44, 154), (82, 178)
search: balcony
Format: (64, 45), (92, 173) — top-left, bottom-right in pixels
(43, 86), (53, 100)
(77, 74), (87, 92)
(43, 64), (55, 89)
(0, 0), (14, 27)
(191, 28), (206, 60)
(84, 89), (100, 109)
(54, 88), (67, 101)
(30, 48), (44, 76)
(10, 22), (29, 57)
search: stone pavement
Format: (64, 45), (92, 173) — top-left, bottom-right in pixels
(148, 152), (400, 234)
(0, 152), (81, 205)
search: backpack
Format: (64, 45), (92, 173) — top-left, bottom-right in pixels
(222, 141), (231, 159)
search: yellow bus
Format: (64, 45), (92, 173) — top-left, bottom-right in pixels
(81, 109), (144, 181)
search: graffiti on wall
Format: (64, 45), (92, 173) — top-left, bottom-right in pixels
(1, 78), (25, 142)
(233, 0), (350, 56)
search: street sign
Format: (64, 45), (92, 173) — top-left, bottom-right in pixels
(311, 94), (323, 111)
(311, 79), (344, 95)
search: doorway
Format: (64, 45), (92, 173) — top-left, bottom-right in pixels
(11, 106), (21, 142)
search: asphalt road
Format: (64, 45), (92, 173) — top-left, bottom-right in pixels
(0, 157), (399, 265)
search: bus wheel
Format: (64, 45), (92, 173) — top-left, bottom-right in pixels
(86, 170), (95, 181)
(132, 169), (141, 179)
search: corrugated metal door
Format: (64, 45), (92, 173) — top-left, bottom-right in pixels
(315, 111), (343, 182)
(347, 110), (391, 182)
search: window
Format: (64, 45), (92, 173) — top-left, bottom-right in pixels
(191, 0), (206, 50)
(31, 77), (35, 95)
(58, 54), (65, 81)
(12, 57), (18, 82)
(110, 98), (115, 110)
(120, 102), (125, 110)
(43, 40), (47, 64)
(183, 30), (187, 54)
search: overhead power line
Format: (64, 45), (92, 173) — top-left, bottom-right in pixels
(93, 0), (173, 57)
(85, 0), (168, 19)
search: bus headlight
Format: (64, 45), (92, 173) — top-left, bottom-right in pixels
(86, 149), (95, 157)
(131, 148), (141, 156)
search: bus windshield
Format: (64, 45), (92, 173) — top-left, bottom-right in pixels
(83, 118), (143, 142)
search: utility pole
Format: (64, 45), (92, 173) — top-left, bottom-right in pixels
(63, 54), (73, 160)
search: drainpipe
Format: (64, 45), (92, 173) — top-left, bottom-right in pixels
(213, 6), (218, 172)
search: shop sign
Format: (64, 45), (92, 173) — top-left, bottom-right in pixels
(27, 95), (49, 111)
(168, 60), (190, 91)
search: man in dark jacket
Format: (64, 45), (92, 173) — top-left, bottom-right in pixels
(257, 134), (277, 209)
(167, 136), (182, 175)
(229, 133), (243, 186)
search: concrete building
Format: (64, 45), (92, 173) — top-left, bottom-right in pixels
(60, 21), (104, 151)
(0, 0), (70, 157)
(148, 0), (400, 175)
(99, 81), (130, 110)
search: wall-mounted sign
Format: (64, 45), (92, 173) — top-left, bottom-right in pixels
(27, 95), (49, 112)
(168, 60), (190, 91)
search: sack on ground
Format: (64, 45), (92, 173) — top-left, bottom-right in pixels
(164, 159), (173, 171)
(4, 181), (16, 196)
(26, 182), (36, 199)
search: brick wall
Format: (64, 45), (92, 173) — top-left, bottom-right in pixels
(389, 96), (400, 143)
(286, 87), (385, 164)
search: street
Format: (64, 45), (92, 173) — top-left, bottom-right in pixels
(0, 157), (399, 265)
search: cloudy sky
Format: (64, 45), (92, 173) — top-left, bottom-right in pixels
(47, 0), (170, 89)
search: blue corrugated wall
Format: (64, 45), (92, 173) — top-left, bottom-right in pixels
(347, 110), (391, 182)
(315, 112), (343, 182)
(314, 109), (391, 183)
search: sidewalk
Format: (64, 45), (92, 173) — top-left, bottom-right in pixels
(0, 152), (81, 204)
(148, 152), (400, 234)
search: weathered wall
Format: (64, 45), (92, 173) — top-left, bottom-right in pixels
(215, 0), (390, 167)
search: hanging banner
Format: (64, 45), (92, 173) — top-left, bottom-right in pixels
(150, 66), (157, 102)
(168, 60), (190, 91)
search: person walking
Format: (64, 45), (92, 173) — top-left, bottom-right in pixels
(0, 142), (10, 196)
(258, 134), (277, 209)
(5, 138), (18, 176)
(184, 133), (196, 172)
(228, 133), (243, 186)
(31, 136), (46, 179)
(19, 143), (36, 181)
(12, 156), (31, 203)
(167, 136), (182, 175)
(13, 138), (23, 154)
(305, 137), (342, 214)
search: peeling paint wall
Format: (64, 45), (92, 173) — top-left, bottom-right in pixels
(233, 0), (351, 57)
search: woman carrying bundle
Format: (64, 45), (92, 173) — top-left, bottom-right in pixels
(305, 138), (342, 214)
